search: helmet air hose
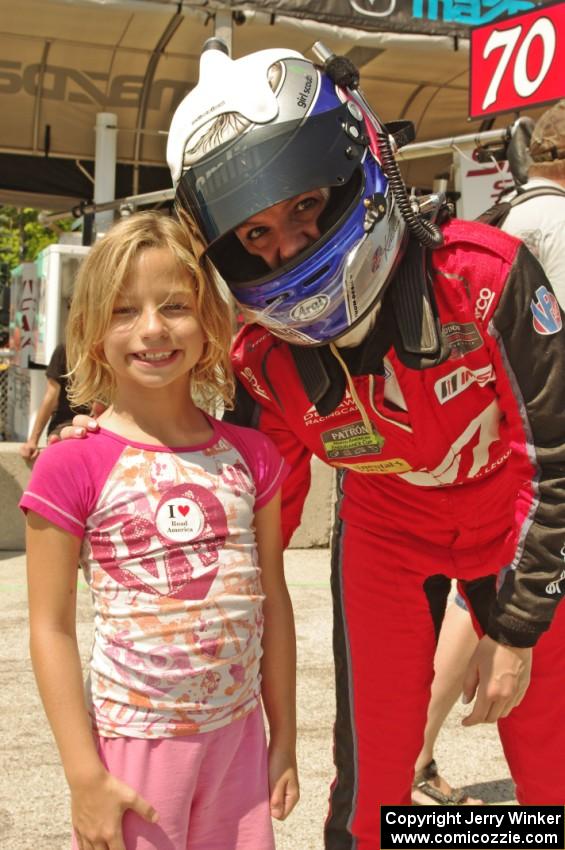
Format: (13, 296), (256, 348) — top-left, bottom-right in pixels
(312, 43), (444, 250)
(376, 130), (444, 248)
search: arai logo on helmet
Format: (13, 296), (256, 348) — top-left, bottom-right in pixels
(290, 295), (330, 323)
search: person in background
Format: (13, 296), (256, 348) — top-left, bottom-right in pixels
(22, 212), (298, 850)
(503, 99), (565, 300)
(413, 98), (565, 806)
(19, 342), (90, 460)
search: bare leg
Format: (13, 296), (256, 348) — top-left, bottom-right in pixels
(412, 602), (482, 805)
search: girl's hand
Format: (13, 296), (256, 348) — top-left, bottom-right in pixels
(461, 635), (532, 726)
(71, 768), (158, 850)
(267, 745), (299, 820)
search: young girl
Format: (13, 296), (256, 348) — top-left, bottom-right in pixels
(21, 212), (299, 850)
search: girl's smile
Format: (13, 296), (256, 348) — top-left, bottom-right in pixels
(131, 349), (181, 366)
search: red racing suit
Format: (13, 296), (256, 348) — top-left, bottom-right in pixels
(228, 219), (565, 848)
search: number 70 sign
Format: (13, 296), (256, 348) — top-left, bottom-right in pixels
(469, 1), (565, 118)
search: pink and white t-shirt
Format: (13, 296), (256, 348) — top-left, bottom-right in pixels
(21, 417), (288, 739)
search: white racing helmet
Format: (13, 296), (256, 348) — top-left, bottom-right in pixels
(167, 42), (407, 346)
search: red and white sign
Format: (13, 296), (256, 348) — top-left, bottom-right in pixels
(452, 147), (514, 221)
(470, 1), (565, 119)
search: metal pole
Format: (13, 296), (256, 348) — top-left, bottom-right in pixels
(82, 212), (94, 247)
(132, 10), (184, 196)
(396, 127), (508, 161)
(38, 187), (175, 226)
(214, 8), (232, 55)
(94, 112), (118, 234)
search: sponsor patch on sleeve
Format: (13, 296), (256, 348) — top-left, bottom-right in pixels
(530, 286), (563, 335)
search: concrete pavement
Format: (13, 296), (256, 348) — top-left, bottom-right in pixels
(0, 548), (515, 850)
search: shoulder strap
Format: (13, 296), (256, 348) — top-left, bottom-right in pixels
(475, 186), (565, 228)
(508, 184), (565, 208)
(475, 201), (512, 228)
(476, 184), (565, 227)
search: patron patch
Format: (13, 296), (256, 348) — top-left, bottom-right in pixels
(321, 419), (385, 459)
(530, 285), (562, 335)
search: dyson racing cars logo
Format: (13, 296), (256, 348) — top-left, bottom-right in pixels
(530, 286), (562, 335)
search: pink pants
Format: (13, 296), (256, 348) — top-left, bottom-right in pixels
(72, 706), (274, 850)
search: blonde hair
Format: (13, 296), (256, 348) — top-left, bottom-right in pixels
(66, 211), (235, 410)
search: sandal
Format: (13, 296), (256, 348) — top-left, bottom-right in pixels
(412, 760), (472, 806)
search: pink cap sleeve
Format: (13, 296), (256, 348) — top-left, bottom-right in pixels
(217, 420), (289, 509)
(19, 434), (121, 537)
(252, 433), (290, 510)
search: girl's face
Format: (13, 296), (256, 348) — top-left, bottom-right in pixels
(103, 247), (205, 399)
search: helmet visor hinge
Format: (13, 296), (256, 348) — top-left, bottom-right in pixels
(363, 192), (387, 232)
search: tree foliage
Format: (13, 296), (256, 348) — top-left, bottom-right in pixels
(0, 206), (73, 273)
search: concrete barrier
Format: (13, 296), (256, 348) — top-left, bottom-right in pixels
(288, 456), (336, 549)
(0, 445), (335, 551)
(0, 443), (30, 550)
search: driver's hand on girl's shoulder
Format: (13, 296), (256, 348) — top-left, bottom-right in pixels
(49, 400), (106, 442)
(49, 416), (100, 442)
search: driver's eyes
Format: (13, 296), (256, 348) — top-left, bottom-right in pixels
(295, 196), (321, 214)
(247, 227), (267, 241)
